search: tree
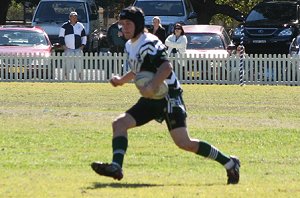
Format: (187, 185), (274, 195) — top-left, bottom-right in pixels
(0, 0), (12, 25)
(190, 0), (245, 24)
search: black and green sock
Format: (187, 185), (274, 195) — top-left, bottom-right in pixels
(196, 141), (230, 165)
(112, 136), (128, 167)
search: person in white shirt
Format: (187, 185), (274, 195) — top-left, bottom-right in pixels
(59, 11), (86, 80)
(165, 23), (187, 56)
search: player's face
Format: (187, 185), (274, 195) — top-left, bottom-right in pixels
(119, 19), (135, 40)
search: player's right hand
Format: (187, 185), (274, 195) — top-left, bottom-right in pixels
(110, 76), (123, 87)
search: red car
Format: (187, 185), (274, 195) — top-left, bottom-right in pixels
(181, 25), (236, 80)
(183, 25), (235, 56)
(0, 25), (53, 79)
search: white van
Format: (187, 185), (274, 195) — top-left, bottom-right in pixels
(133, 0), (198, 34)
(32, 0), (101, 52)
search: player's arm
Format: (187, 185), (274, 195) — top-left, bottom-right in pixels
(150, 61), (172, 89)
(110, 71), (135, 87)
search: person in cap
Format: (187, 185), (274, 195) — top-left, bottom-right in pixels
(59, 11), (87, 80)
(91, 6), (241, 185)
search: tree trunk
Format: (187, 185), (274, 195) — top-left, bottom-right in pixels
(0, 0), (11, 25)
(190, 0), (244, 24)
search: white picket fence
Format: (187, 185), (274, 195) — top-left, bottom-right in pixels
(0, 53), (299, 85)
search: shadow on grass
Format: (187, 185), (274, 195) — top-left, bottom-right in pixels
(87, 181), (225, 189)
(87, 182), (164, 189)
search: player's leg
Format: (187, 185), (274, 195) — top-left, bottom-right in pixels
(165, 94), (240, 184)
(91, 97), (156, 180)
(169, 127), (231, 165)
(169, 127), (240, 184)
(91, 112), (135, 180)
(111, 112), (136, 167)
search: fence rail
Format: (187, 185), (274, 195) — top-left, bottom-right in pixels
(0, 53), (299, 85)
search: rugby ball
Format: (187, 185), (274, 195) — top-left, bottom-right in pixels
(135, 71), (168, 99)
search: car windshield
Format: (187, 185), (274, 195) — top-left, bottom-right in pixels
(0, 30), (48, 46)
(134, 1), (184, 16)
(246, 3), (297, 23)
(186, 33), (224, 50)
(33, 1), (87, 23)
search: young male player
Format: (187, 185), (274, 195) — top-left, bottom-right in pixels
(91, 6), (240, 184)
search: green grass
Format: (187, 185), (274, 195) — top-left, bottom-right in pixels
(0, 83), (299, 198)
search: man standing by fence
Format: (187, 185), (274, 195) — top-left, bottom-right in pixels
(107, 15), (127, 54)
(59, 11), (87, 80)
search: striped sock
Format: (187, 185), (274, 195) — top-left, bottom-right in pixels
(112, 136), (128, 167)
(196, 141), (230, 165)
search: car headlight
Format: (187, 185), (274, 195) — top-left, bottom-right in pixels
(278, 28), (293, 36)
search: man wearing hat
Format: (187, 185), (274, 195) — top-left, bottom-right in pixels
(59, 11), (87, 80)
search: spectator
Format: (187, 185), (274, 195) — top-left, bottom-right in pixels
(59, 11), (87, 80)
(165, 23), (187, 56)
(148, 16), (166, 43)
(107, 16), (127, 54)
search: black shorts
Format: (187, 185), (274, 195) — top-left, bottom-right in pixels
(126, 95), (187, 131)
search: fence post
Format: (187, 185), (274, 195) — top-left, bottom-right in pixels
(239, 25), (245, 86)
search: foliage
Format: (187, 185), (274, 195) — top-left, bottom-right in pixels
(7, 0), (23, 20)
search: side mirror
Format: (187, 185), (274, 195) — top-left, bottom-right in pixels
(227, 44), (236, 51)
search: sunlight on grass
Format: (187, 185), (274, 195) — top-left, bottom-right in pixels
(0, 83), (299, 197)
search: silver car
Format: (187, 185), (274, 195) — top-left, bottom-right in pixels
(133, 0), (198, 34)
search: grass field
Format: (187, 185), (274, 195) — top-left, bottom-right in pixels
(0, 82), (299, 198)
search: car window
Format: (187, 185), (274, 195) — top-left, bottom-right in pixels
(134, 1), (184, 16)
(222, 29), (231, 46)
(246, 3), (297, 22)
(34, 1), (87, 23)
(0, 30), (48, 46)
(186, 33), (224, 49)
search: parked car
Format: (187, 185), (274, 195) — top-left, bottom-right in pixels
(133, 0), (198, 34)
(0, 25), (53, 79)
(32, 0), (102, 53)
(231, 0), (300, 55)
(181, 25), (236, 80)
(183, 25), (235, 56)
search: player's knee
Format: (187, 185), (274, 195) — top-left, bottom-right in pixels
(112, 118), (129, 132)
